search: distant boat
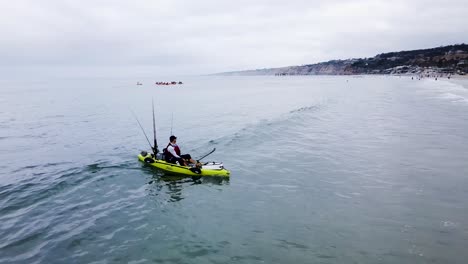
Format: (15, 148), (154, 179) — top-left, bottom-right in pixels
(136, 82), (143, 86)
(155, 81), (183, 85)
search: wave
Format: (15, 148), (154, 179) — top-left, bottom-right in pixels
(0, 157), (146, 262)
(425, 79), (468, 104)
(289, 105), (323, 114)
(9, 162), (72, 174)
(200, 103), (325, 151)
(0, 159), (135, 219)
(439, 92), (468, 103)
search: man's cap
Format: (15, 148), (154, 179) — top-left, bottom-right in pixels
(170, 135), (177, 141)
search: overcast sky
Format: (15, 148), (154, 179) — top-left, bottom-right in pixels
(1, 0), (467, 78)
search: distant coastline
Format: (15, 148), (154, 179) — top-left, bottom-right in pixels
(216, 44), (468, 77)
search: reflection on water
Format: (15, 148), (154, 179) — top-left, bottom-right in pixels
(146, 170), (229, 203)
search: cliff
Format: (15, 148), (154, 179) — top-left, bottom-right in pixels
(219, 44), (468, 76)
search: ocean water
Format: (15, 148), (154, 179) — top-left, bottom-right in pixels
(1, 76), (468, 263)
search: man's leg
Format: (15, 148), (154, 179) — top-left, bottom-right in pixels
(180, 154), (195, 164)
(176, 157), (186, 166)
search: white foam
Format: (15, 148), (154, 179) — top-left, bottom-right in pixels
(334, 192), (353, 199)
(424, 79), (468, 104)
(440, 93), (468, 103)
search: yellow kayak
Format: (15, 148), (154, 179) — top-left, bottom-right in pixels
(138, 152), (230, 177)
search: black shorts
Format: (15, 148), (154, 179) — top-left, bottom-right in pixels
(180, 154), (192, 160)
(168, 154), (192, 165)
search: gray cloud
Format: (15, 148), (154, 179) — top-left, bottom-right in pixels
(0, 0), (467, 78)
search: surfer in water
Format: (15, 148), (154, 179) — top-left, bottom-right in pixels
(165, 135), (197, 166)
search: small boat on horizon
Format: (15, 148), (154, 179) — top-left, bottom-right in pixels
(155, 81), (183, 85)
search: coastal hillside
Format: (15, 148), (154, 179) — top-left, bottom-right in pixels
(220, 44), (468, 76)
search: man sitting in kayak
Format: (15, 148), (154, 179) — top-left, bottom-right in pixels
(165, 135), (197, 166)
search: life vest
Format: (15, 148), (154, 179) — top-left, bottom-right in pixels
(164, 143), (181, 159)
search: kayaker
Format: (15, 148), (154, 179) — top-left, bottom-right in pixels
(165, 135), (196, 166)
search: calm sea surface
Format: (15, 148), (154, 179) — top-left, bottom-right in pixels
(1, 76), (468, 263)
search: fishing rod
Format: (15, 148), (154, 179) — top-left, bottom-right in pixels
(197, 148), (216, 161)
(131, 110), (154, 152)
(170, 112), (174, 136)
(152, 99), (159, 154)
